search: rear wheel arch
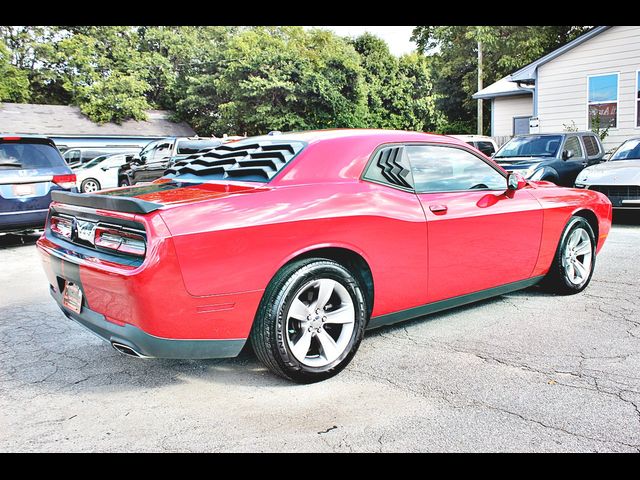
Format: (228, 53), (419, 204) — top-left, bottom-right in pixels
(274, 246), (374, 319)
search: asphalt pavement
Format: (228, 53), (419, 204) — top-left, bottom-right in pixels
(1, 213), (639, 452)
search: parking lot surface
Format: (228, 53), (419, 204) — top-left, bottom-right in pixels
(1, 215), (639, 452)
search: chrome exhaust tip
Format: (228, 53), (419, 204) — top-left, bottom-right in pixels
(111, 341), (144, 358)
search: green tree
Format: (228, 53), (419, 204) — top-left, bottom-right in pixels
(0, 39), (30, 102)
(175, 26), (369, 136)
(411, 26), (592, 133)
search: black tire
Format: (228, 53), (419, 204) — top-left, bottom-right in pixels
(250, 258), (367, 383)
(80, 178), (101, 193)
(119, 177), (130, 187)
(542, 216), (596, 295)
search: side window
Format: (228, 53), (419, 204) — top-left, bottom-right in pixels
(363, 146), (414, 190)
(406, 145), (506, 193)
(152, 142), (173, 162)
(564, 137), (584, 160)
(582, 135), (600, 157)
(476, 141), (496, 156)
(65, 150), (80, 162)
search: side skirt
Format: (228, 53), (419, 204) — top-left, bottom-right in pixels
(367, 276), (544, 330)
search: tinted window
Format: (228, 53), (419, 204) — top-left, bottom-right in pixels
(0, 142), (66, 169)
(176, 140), (221, 154)
(406, 145), (505, 193)
(582, 135), (600, 157)
(610, 139), (640, 161)
(564, 137), (584, 159)
(495, 135), (562, 158)
(64, 149), (81, 162)
(476, 141), (495, 156)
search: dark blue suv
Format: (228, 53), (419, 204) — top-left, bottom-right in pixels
(0, 135), (76, 233)
(492, 132), (605, 187)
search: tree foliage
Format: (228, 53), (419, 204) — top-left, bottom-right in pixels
(411, 26), (592, 134)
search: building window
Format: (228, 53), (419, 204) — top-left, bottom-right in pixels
(637, 71), (640, 128)
(588, 73), (618, 129)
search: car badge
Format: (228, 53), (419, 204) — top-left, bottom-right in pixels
(75, 219), (97, 244)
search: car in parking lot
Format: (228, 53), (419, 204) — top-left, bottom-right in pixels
(493, 132), (604, 186)
(63, 147), (140, 169)
(74, 151), (139, 193)
(119, 137), (222, 186)
(37, 129), (612, 383)
(1, 135), (76, 233)
(575, 136), (640, 209)
(449, 135), (499, 157)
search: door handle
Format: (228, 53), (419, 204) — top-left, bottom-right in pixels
(429, 204), (448, 214)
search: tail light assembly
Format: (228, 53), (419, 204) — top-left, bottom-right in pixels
(50, 215), (73, 239)
(94, 226), (146, 257)
(52, 174), (77, 190)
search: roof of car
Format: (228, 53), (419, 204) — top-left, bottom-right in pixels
(516, 132), (597, 137)
(231, 129), (457, 145)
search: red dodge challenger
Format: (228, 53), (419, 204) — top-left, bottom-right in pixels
(37, 129), (612, 383)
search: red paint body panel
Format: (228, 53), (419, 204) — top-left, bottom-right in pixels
(36, 129), (613, 349)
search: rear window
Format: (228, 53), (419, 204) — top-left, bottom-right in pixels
(476, 141), (496, 156)
(582, 135), (600, 157)
(0, 141), (66, 169)
(176, 140), (222, 155)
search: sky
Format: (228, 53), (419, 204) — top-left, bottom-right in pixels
(305, 26), (418, 56)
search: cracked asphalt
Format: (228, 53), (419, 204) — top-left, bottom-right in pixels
(1, 213), (639, 452)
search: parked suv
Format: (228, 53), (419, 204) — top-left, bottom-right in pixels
(1, 135), (76, 233)
(119, 137), (222, 186)
(493, 132), (604, 187)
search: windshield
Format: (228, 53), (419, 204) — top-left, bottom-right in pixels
(80, 155), (110, 169)
(610, 139), (640, 161)
(176, 139), (221, 154)
(495, 135), (562, 158)
(0, 142), (66, 169)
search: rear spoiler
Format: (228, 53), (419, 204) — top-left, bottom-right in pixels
(51, 191), (162, 214)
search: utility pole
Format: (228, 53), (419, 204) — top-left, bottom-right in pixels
(477, 38), (483, 135)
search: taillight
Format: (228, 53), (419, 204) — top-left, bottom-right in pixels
(50, 215), (73, 240)
(94, 226), (146, 257)
(52, 174), (77, 190)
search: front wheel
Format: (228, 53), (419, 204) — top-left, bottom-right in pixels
(250, 258), (367, 383)
(542, 216), (596, 294)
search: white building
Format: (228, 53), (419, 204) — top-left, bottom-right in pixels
(474, 26), (640, 151)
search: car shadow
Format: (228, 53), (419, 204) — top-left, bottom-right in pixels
(612, 210), (640, 225)
(0, 231), (42, 250)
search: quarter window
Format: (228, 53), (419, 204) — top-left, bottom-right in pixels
(405, 145), (505, 193)
(588, 73), (618, 128)
(582, 135), (600, 157)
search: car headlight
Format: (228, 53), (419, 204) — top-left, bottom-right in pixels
(525, 166), (545, 181)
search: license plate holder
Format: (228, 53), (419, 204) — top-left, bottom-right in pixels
(63, 282), (83, 314)
(12, 183), (36, 197)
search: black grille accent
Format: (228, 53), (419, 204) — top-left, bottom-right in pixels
(375, 147), (412, 189)
(589, 185), (640, 206)
(165, 141), (305, 181)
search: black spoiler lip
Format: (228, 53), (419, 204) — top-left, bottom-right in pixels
(50, 191), (162, 214)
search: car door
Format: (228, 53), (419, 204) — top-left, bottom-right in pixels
(555, 135), (586, 186)
(405, 143), (543, 302)
(98, 157), (125, 189)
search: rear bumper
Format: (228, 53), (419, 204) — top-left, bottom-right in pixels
(50, 286), (246, 359)
(0, 208), (48, 231)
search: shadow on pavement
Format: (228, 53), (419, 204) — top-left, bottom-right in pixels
(0, 231), (42, 250)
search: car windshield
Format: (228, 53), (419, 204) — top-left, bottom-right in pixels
(610, 139), (640, 161)
(176, 140), (221, 154)
(80, 155), (110, 169)
(494, 135), (562, 158)
(0, 141), (66, 169)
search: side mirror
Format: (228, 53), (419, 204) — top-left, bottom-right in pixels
(562, 149), (574, 160)
(507, 172), (526, 190)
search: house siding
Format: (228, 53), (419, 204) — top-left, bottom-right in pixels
(492, 95), (533, 137)
(537, 25), (640, 151)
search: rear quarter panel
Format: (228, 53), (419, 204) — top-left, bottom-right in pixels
(159, 181), (428, 318)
